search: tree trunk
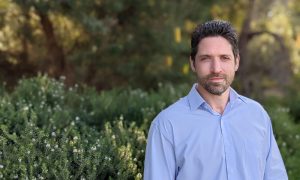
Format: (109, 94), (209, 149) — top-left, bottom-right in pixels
(37, 10), (66, 78)
(237, 0), (292, 96)
(237, 0), (256, 96)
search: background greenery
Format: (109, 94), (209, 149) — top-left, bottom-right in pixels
(0, 76), (299, 179)
(0, 0), (300, 95)
(0, 0), (300, 179)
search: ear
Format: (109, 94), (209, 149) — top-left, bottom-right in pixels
(234, 55), (240, 71)
(189, 56), (196, 72)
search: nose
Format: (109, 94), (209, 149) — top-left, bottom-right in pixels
(211, 59), (222, 73)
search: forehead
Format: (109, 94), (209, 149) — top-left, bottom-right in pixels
(197, 36), (233, 55)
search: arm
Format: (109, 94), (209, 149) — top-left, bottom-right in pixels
(264, 121), (288, 180)
(143, 121), (176, 180)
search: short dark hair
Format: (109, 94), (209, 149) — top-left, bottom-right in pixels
(190, 20), (239, 60)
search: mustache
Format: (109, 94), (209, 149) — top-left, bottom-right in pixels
(206, 74), (227, 79)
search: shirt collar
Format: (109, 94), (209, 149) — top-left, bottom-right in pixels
(187, 83), (245, 111)
(187, 84), (206, 111)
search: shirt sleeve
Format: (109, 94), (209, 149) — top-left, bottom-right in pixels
(143, 120), (176, 180)
(264, 120), (288, 180)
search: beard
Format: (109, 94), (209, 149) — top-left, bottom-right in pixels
(198, 73), (233, 96)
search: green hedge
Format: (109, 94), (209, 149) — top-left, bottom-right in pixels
(0, 76), (299, 179)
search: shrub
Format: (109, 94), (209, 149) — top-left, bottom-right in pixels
(0, 76), (148, 179)
(267, 106), (300, 179)
(0, 75), (299, 179)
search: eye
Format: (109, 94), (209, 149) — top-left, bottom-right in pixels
(199, 56), (211, 61)
(221, 55), (231, 61)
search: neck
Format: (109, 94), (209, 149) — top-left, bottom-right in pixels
(196, 84), (230, 114)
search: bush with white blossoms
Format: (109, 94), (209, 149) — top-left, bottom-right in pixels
(0, 75), (299, 179)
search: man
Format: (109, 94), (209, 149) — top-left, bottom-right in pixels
(143, 20), (288, 180)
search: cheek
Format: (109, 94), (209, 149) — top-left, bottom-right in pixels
(223, 64), (236, 72)
(194, 66), (209, 75)
(194, 62), (210, 72)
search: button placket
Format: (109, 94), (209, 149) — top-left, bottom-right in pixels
(220, 115), (233, 180)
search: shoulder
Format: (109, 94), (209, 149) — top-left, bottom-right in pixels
(237, 95), (271, 123)
(153, 97), (189, 123)
(239, 95), (266, 110)
(150, 97), (189, 134)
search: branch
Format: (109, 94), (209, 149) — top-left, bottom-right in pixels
(247, 31), (286, 50)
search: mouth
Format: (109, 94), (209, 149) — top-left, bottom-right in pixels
(208, 77), (224, 82)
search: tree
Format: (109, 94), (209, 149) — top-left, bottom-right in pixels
(1, 0), (216, 89)
(211, 0), (293, 97)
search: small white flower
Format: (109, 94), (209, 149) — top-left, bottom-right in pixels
(136, 173), (142, 179)
(55, 144), (58, 148)
(112, 135), (116, 140)
(75, 116), (80, 121)
(73, 136), (78, 140)
(91, 146), (97, 151)
(71, 121), (75, 126)
(46, 144), (51, 148)
(0, 164), (4, 168)
(18, 158), (22, 162)
(51, 148), (54, 152)
(32, 138), (36, 142)
(23, 106), (29, 111)
(51, 132), (56, 137)
(73, 149), (78, 153)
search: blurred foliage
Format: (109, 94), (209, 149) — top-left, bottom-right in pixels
(0, 0), (298, 96)
(285, 75), (300, 123)
(0, 0), (214, 89)
(0, 76), (299, 179)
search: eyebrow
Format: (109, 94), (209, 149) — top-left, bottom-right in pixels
(198, 54), (233, 58)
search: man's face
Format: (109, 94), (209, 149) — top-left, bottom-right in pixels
(190, 36), (239, 96)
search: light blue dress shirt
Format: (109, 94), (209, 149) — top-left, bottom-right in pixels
(144, 84), (288, 180)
